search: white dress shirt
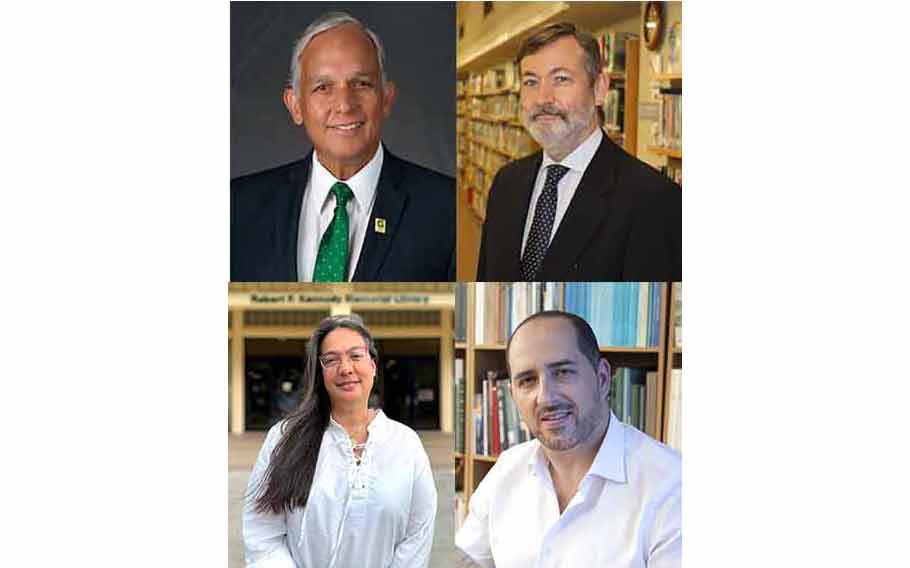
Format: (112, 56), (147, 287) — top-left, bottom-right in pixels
(243, 409), (437, 568)
(297, 145), (383, 281)
(520, 128), (603, 255)
(455, 412), (681, 568)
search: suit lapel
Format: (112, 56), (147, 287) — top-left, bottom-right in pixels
(352, 149), (407, 281)
(502, 152), (543, 279)
(539, 136), (618, 278)
(282, 154), (312, 281)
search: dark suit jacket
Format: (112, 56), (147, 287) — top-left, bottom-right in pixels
(231, 148), (455, 282)
(477, 135), (681, 281)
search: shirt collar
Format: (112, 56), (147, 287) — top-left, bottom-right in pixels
(540, 127), (602, 175)
(310, 143), (384, 211)
(525, 411), (627, 484)
(588, 411), (627, 483)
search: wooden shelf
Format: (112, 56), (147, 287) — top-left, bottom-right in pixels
(467, 115), (521, 126)
(472, 139), (521, 161)
(653, 72), (682, 83)
(457, 1), (640, 74)
(455, 341), (467, 350)
(472, 343), (658, 353)
(648, 146), (682, 159)
(464, 87), (518, 98)
(600, 346), (660, 353)
(473, 455), (498, 463)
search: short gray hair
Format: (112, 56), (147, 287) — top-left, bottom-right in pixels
(289, 11), (389, 96)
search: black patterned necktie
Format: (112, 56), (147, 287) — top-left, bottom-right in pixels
(519, 164), (570, 281)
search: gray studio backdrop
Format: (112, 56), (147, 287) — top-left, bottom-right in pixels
(231, 1), (456, 179)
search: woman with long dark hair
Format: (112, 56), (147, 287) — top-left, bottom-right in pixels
(243, 314), (437, 567)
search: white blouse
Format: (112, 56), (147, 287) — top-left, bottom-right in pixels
(243, 410), (437, 568)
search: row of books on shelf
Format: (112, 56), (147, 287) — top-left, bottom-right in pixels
(658, 94), (681, 150)
(468, 142), (510, 177)
(603, 87), (626, 131)
(456, 364), (668, 456)
(463, 165), (487, 196)
(474, 283), (559, 345)
(473, 282), (664, 348)
(459, 63), (521, 97)
(564, 282), (664, 348)
(470, 121), (537, 158)
(600, 31), (636, 73)
(660, 163), (682, 186)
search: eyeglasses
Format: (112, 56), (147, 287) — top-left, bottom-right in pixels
(319, 347), (370, 371)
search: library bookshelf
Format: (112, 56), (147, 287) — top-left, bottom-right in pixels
(454, 282), (682, 522)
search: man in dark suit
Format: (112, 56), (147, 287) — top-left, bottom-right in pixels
(476, 22), (680, 282)
(231, 11), (454, 282)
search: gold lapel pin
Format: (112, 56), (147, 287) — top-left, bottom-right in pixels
(374, 218), (386, 234)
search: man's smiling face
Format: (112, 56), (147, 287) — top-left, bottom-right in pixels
(284, 23), (395, 180)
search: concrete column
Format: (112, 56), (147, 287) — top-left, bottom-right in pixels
(230, 308), (246, 434)
(439, 309), (454, 433)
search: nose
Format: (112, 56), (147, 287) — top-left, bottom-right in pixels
(535, 373), (558, 409)
(337, 355), (355, 375)
(537, 80), (555, 104)
(333, 85), (356, 114)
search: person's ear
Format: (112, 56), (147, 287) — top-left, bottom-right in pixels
(283, 87), (304, 126)
(596, 358), (612, 402)
(594, 71), (608, 104)
(381, 81), (396, 118)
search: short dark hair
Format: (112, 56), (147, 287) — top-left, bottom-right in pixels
(505, 310), (601, 375)
(516, 22), (602, 86)
(516, 22), (604, 124)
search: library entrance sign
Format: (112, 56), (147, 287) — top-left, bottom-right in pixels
(229, 292), (454, 309)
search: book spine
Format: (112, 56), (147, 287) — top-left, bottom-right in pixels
(496, 380), (507, 453)
(490, 380), (500, 456)
(481, 379), (489, 456)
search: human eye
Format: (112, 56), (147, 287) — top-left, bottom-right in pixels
(554, 367), (574, 378)
(313, 82), (330, 93)
(553, 74), (571, 85)
(351, 78), (373, 89)
(349, 350), (366, 362)
(522, 77), (538, 88)
(321, 354), (340, 367)
(514, 376), (536, 389)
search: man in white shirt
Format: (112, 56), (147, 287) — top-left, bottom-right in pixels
(476, 22), (680, 281)
(455, 311), (681, 567)
(231, 11), (454, 282)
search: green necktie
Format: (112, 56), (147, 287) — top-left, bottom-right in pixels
(313, 182), (354, 282)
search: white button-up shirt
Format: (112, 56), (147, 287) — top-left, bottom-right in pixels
(243, 410), (437, 568)
(297, 144), (383, 282)
(520, 128), (603, 255)
(456, 412), (681, 568)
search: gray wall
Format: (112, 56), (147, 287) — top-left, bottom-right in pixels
(231, 1), (456, 178)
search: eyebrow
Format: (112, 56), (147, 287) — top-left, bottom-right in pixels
(320, 346), (368, 356)
(511, 359), (577, 380)
(546, 359), (577, 369)
(308, 70), (377, 84)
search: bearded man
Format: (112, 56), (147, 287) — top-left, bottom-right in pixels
(455, 311), (681, 567)
(476, 22), (681, 281)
